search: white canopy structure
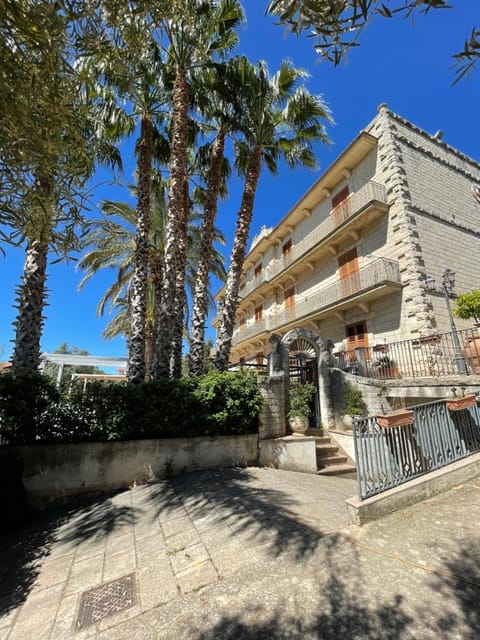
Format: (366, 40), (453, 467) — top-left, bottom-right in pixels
(39, 353), (127, 387)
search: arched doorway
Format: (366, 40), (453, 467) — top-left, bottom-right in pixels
(280, 329), (321, 428)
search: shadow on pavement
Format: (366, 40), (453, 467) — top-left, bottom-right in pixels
(0, 490), (140, 619)
(153, 467), (325, 560)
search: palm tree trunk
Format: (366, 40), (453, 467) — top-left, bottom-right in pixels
(12, 239), (49, 372)
(144, 318), (154, 382)
(127, 112), (153, 384)
(152, 67), (189, 379)
(189, 132), (225, 377)
(150, 248), (164, 381)
(169, 177), (190, 378)
(215, 146), (262, 370)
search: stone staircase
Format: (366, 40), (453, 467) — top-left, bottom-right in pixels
(306, 429), (357, 477)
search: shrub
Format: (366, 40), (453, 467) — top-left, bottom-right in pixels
(341, 382), (367, 417)
(0, 372), (59, 445)
(0, 369), (262, 445)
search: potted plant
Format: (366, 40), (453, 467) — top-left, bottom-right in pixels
(288, 382), (315, 435)
(374, 355), (400, 379)
(453, 290), (480, 373)
(341, 382), (367, 429)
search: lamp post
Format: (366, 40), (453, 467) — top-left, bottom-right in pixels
(425, 269), (467, 375)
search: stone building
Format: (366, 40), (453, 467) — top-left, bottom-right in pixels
(213, 105), (480, 376)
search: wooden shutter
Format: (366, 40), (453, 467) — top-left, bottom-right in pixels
(338, 248), (360, 297)
(255, 305), (263, 322)
(284, 286), (295, 309)
(346, 321), (370, 360)
(331, 186), (351, 226)
(254, 263), (262, 278)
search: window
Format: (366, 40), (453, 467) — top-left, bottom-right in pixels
(255, 305), (263, 322)
(254, 263), (262, 278)
(282, 239), (292, 258)
(240, 317), (246, 332)
(284, 286), (295, 309)
(331, 186), (351, 226)
(256, 351), (264, 366)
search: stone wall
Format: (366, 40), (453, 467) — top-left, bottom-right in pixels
(258, 376), (287, 439)
(3, 434), (259, 510)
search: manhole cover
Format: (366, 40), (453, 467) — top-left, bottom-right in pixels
(76, 573), (137, 630)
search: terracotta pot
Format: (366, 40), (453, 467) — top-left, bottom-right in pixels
(462, 337), (480, 374)
(446, 394), (477, 411)
(377, 409), (414, 428)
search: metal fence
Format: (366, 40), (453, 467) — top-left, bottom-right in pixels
(335, 327), (480, 380)
(353, 398), (480, 499)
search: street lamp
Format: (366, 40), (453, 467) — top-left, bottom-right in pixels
(425, 269), (467, 375)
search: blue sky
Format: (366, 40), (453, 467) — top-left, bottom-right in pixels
(1, 1), (478, 361)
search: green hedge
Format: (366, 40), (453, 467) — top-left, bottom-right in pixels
(0, 369), (263, 445)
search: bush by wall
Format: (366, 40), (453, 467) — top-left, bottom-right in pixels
(0, 369), (263, 445)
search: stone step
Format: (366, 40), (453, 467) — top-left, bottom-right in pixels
(312, 436), (332, 445)
(317, 463), (357, 477)
(315, 444), (339, 457)
(316, 453), (348, 465)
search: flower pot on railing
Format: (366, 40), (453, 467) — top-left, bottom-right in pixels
(446, 393), (477, 411)
(377, 409), (414, 428)
(462, 337), (480, 374)
(372, 344), (389, 353)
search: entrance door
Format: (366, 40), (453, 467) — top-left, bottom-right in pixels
(331, 186), (351, 226)
(338, 248), (360, 298)
(288, 338), (319, 428)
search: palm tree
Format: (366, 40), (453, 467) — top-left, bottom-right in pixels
(2, 1), (119, 373)
(152, 0), (243, 380)
(188, 60), (242, 377)
(78, 185), (226, 380)
(214, 58), (332, 370)
(82, 3), (170, 383)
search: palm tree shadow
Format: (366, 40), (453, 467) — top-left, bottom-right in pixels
(151, 467), (329, 561)
(426, 545), (480, 639)
(0, 489), (140, 618)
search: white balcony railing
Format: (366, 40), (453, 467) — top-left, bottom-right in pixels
(237, 180), (388, 299)
(232, 258), (400, 345)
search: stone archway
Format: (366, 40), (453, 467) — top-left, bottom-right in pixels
(279, 328), (334, 429)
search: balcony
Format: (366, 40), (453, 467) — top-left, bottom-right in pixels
(235, 181), (389, 304)
(232, 317), (268, 345)
(232, 258), (401, 346)
(266, 181), (389, 284)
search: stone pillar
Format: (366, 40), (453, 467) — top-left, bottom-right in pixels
(258, 377), (287, 440)
(355, 347), (368, 377)
(317, 340), (335, 429)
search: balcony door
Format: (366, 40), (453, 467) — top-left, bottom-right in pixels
(346, 321), (369, 360)
(338, 248), (360, 297)
(331, 186), (351, 226)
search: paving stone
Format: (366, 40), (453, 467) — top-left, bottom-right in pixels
(105, 532), (135, 557)
(169, 543), (210, 575)
(103, 550), (137, 582)
(161, 516), (193, 538)
(71, 553), (105, 577)
(137, 567), (178, 613)
(55, 592), (79, 621)
(29, 554), (73, 591)
(7, 619), (53, 640)
(164, 527), (200, 553)
(0, 627), (11, 640)
(49, 616), (96, 640)
(176, 560), (218, 594)
(64, 564), (104, 597)
(13, 582), (63, 629)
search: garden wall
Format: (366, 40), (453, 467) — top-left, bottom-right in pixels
(2, 434), (259, 509)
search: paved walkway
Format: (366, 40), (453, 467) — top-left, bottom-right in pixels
(0, 467), (479, 639)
